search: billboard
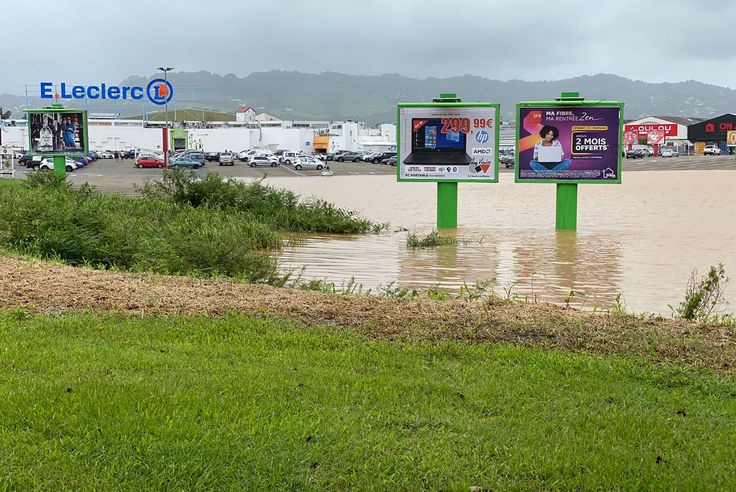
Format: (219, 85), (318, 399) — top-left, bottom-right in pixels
(516, 104), (622, 183)
(398, 103), (499, 182)
(623, 130), (638, 145)
(727, 130), (736, 146)
(26, 109), (88, 156)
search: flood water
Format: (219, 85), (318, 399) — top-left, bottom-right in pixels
(268, 171), (736, 315)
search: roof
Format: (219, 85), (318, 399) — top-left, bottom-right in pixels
(627, 115), (705, 126)
(236, 105), (254, 113)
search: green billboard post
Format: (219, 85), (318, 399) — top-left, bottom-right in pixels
(515, 92), (623, 231)
(25, 104), (89, 179)
(397, 94), (500, 229)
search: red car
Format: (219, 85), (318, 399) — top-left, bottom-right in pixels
(136, 156), (164, 168)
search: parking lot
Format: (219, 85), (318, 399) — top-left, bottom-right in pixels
(7, 155), (736, 194)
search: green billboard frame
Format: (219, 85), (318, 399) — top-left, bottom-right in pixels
(396, 101), (500, 184)
(514, 99), (624, 184)
(25, 107), (89, 158)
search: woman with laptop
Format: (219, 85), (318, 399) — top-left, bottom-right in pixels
(530, 125), (572, 172)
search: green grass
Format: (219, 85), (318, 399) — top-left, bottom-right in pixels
(1, 312), (735, 489)
(407, 230), (458, 249)
(0, 178), (22, 188)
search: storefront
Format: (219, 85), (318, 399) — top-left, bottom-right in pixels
(688, 113), (736, 154)
(623, 116), (697, 154)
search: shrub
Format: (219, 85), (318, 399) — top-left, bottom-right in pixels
(672, 264), (729, 322)
(0, 183), (282, 281)
(138, 169), (381, 234)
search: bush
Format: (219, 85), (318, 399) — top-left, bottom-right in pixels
(0, 183), (282, 281)
(138, 169), (381, 234)
(672, 264), (729, 322)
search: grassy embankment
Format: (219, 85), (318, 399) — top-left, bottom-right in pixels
(1, 312), (735, 489)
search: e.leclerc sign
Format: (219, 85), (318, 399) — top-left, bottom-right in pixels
(40, 79), (174, 105)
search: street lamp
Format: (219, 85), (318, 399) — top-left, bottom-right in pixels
(157, 67), (173, 167)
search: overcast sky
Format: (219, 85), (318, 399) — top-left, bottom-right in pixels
(3, 0), (735, 94)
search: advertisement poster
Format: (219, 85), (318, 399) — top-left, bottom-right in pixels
(27, 110), (87, 155)
(517, 106), (621, 183)
(623, 130), (638, 145)
(646, 130), (664, 145)
(398, 105), (498, 182)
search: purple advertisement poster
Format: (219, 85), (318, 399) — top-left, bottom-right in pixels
(517, 106), (621, 182)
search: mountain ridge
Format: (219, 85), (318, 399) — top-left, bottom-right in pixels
(3, 71), (735, 125)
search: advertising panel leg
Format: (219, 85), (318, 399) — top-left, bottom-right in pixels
(53, 155), (66, 179)
(162, 127), (169, 168)
(437, 182), (458, 229)
(555, 183), (577, 230)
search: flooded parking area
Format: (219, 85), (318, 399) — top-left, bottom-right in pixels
(273, 170), (736, 315)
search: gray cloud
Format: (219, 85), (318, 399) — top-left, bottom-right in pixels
(3, 0), (736, 94)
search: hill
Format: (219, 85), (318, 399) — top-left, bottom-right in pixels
(3, 71), (736, 124)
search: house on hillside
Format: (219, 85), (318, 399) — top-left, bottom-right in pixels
(235, 105), (256, 122)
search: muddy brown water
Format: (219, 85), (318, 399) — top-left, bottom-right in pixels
(268, 171), (736, 315)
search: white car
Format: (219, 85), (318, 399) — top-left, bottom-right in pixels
(238, 149), (273, 162)
(248, 155), (279, 167)
(279, 151), (299, 164)
(38, 157), (78, 172)
(293, 156), (325, 170)
(703, 145), (721, 155)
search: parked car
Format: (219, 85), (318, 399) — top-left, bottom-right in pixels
(382, 156), (397, 166)
(169, 156), (202, 169)
(626, 149), (646, 159)
(703, 145), (721, 155)
(293, 156), (325, 170)
(335, 151), (363, 162)
(249, 155), (279, 167)
(177, 150), (205, 165)
(18, 154), (33, 167)
(136, 156), (165, 168)
(499, 151), (515, 168)
(660, 148), (679, 158)
(71, 157), (87, 167)
(368, 152), (396, 164)
(279, 151), (299, 164)
(39, 158), (77, 172)
(239, 149), (273, 162)
(218, 152), (235, 166)
(205, 151), (220, 162)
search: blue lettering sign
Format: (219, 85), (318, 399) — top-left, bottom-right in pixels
(39, 81), (174, 105)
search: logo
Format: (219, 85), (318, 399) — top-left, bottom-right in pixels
(472, 161), (493, 174)
(146, 79), (174, 105)
(471, 148), (493, 156)
(705, 123), (715, 133)
(40, 80), (174, 105)
(475, 130), (489, 144)
(602, 168), (616, 179)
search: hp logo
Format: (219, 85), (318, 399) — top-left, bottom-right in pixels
(146, 78), (174, 105)
(475, 130), (489, 144)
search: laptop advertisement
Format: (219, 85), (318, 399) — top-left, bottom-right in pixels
(398, 105), (499, 182)
(516, 106), (622, 183)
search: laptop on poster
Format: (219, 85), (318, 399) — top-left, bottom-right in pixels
(403, 118), (473, 165)
(537, 145), (564, 163)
